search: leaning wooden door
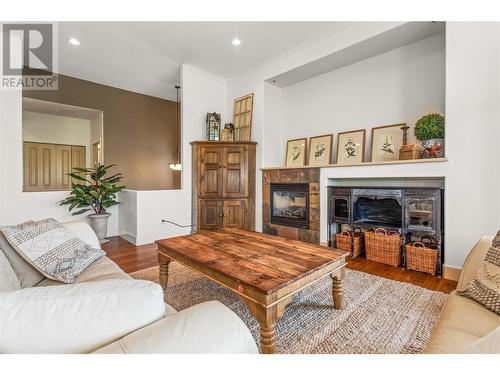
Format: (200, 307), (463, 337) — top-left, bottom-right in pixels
(223, 147), (246, 198)
(199, 146), (223, 198)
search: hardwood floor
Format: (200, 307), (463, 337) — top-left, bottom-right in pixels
(103, 236), (457, 294)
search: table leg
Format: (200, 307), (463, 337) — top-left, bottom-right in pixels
(259, 322), (276, 354)
(158, 255), (171, 291)
(240, 297), (281, 354)
(331, 267), (345, 309)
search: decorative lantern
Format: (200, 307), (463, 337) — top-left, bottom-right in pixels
(206, 112), (221, 141)
(220, 123), (235, 142)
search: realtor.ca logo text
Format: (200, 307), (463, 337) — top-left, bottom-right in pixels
(1, 23), (58, 90)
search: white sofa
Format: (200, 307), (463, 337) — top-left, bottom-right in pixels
(0, 221), (258, 354)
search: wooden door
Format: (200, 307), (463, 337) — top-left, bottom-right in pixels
(223, 200), (246, 228)
(223, 147), (246, 198)
(199, 147), (223, 198)
(92, 141), (100, 167)
(71, 146), (86, 185)
(39, 144), (57, 190)
(199, 200), (223, 229)
(23, 142), (41, 191)
(56, 145), (72, 190)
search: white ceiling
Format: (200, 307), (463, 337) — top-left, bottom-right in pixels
(57, 22), (356, 101)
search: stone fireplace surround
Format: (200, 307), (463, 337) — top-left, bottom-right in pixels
(262, 168), (320, 244)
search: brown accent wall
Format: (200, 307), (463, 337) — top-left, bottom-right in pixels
(23, 74), (181, 190)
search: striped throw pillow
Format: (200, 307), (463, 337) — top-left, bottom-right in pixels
(457, 232), (500, 315)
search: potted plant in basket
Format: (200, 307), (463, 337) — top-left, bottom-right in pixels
(60, 164), (126, 243)
(414, 113), (445, 158)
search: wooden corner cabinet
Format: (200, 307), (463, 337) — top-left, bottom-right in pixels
(192, 141), (256, 231)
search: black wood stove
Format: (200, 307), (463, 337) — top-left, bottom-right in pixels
(328, 186), (444, 275)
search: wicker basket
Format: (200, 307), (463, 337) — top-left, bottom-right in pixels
(364, 228), (402, 267)
(399, 144), (424, 160)
(406, 241), (438, 275)
(335, 229), (363, 257)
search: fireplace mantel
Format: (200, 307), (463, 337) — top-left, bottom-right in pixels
(261, 157), (447, 171)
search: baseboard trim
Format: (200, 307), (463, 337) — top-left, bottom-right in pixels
(443, 265), (462, 281)
(119, 232), (137, 245)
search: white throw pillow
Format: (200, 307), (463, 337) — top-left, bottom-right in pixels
(0, 279), (165, 353)
(0, 232), (43, 288)
(0, 250), (21, 292)
(0, 219), (104, 284)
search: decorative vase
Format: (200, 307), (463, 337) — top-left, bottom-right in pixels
(88, 213), (111, 244)
(422, 138), (445, 158)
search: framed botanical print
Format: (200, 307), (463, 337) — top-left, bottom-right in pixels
(371, 123), (405, 162)
(308, 134), (333, 166)
(336, 129), (366, 165)
(285, 138), (307, 167)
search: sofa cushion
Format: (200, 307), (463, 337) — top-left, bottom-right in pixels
(0, 219), (105, 284)
(424, 292), (500, 353)
(457, 234), (500, 315)
(0, 250), (21, 292)
(35, 257), (178, 316)
(94, 301), (258, 354)
(0, 231), (44, 288)
(0, 278), (166, 354)
(36, 256), (130, 287)
(463, 326), (500, 354)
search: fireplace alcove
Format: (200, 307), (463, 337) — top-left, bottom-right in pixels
(327, 178), (444, 275)
(270, 183), (309, 229)
(262, 168), (320, 244)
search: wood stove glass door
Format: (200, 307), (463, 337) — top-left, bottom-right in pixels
(332, 196), (350, 223)
(404, 195), (438, 233)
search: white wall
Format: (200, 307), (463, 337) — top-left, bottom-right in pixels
(120, 64), (228, 245)
(227, 23), (407, 232)
(23, 111), (92, 167)
(320, 23), (500, 270)
(443, 22), (500, 268)
(0, 89), (119, 235)
(0, 63), (226, 245)
(227, 22), (500, 272)
(281, 34), (445, 162)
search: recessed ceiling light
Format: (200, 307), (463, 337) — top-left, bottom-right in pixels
(231, 38), (241, 46)
(68, 38), (80, 46)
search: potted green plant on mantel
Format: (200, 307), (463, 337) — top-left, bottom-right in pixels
(60, 164), (126, 244)
(414, 113), (445, 158)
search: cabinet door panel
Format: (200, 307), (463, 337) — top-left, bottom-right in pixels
(200, 200), (223, 229)
(23, 142), (41, 191)
(223, 200), (245, 229)
(223, 147), (246, 198)
(200, 147), (223, 197)
(56, 145), (72, 190)
(71, 146), (86, 186)
(39, 144), (57, 190)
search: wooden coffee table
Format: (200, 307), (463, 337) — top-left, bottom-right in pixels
(156, 228), (347, 354)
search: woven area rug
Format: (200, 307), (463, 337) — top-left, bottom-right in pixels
(130, 263), (447, 354)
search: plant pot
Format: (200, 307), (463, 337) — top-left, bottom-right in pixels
(88, 213), (111, 244)
(422, 138), (445, 158)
